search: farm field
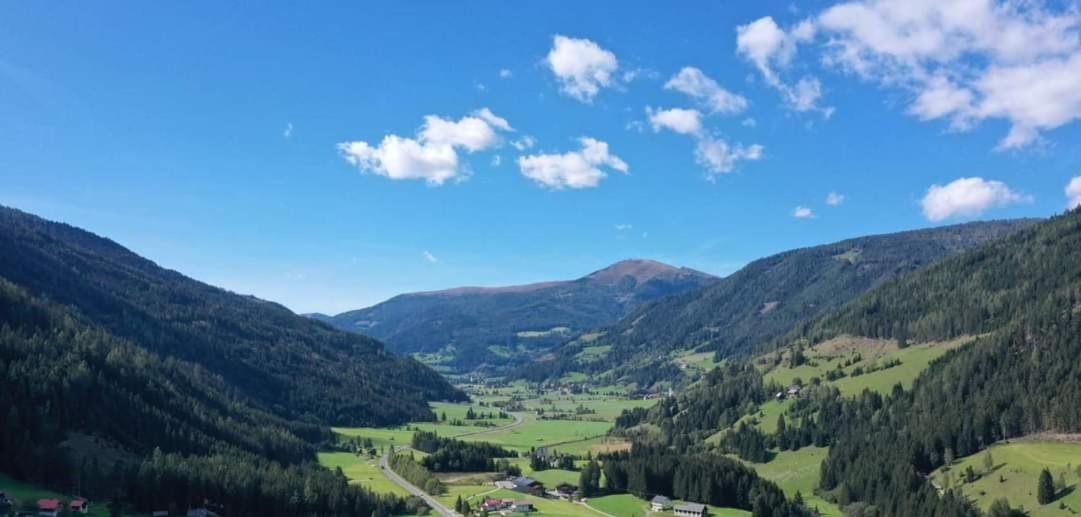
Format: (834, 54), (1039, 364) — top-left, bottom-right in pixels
(748, 447), (841, 517)
(763, 336), (972, 396)
(587, 493), (751, 517)
(328, 391), (654, 507)
(317, 452), (411, 497)
(0, 473), (109, 517)
(930, 439), (1081, 516)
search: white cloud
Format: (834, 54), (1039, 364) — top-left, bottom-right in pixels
(736, 16), (830, 115)
(741, 117), (757, 127)
(499, 68), (513, 79)
(615, 224), (633, 231)
(283, 122), (293, 139)
(811, 0), (1081, 149)
(491, 155), (502, 167)
(423, 250), (439, 263)
(546, 35), (619, 103)
(695, 136), (764, 176)
(921, 177), (1030, 221)
(511, 135), (536, 151)
(664, 67), (749, 115)
(338, 109), (511, 185)
(1067, 176), (1081, 209)
(647, 107), (703, 135)
(517, 137), (628, 189)
(472, 107), (513, 132)
(826, 192), (845, 206)
(793, 206), (816, 219)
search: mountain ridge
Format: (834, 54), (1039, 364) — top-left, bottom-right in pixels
(317, 258), (717, 372)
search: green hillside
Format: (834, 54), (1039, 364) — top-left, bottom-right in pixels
(524, 219), (1034, 388)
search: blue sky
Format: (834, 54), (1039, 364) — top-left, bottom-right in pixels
(3, 1), (1080, 314)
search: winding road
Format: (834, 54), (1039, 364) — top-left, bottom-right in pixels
(380, 447), (457, 517)
(379, 412), (525, 516)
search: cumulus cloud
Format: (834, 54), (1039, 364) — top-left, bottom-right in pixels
(546, 35), (619, 103)
(283, 122), (293, 139)
(826, 192), (845, 206)
(736, 17), (829, 115)
(499, 68), (513, 79)
(695, 136), (764, 176)
(809, 0), (1081, 149)
(664, 67), (748, 115)
(647, 107), (703, 135)
(337, 109), (512, 185)
(517, 137), (628, 189)
(1067, 176), (1081, 209)
(423, 250), (439, 263)
(921, 177), (1030, 221)
(793, 206), (816, 219)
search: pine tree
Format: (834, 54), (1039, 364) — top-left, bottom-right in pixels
(1037, 468), (1055, 505)
(455, 495), (463, 513)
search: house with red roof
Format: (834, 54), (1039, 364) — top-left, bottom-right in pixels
(37, 498), (61, 517)
(70, 497), (90, 513)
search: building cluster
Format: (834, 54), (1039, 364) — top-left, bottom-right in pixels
(651, 495), (708, 517)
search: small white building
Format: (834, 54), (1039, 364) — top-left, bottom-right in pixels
(674, 502), (708, 517)
(650, 495), (673, 512)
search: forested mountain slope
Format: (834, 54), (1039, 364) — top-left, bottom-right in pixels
(616, 209), (1081, 516)
(320, 259), (715, 372)
(0, 206), (463, 425)
(527, 219), (1034, 386)
(0, 206), (463, 515)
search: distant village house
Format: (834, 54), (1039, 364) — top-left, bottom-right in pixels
(650, 495), (673, 512)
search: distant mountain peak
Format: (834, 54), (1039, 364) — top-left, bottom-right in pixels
(585, 258), (712, 284)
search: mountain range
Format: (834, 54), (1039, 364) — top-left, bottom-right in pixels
(521, 218), (1037, 387)
(312, 259), (716, 373)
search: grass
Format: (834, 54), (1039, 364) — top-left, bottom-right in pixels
(587, 494), (751, 517)
(748, 447), (841, 517)
(0, 473), (109, 517)
(317, 452), (410, 497)
(763, 336), (971, 396)
(930, 439), (1081, 516)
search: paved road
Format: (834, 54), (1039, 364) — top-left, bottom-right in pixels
(380, 448), (457, 517)
(378, 411), (524, 516)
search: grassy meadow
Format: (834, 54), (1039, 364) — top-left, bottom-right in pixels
(0, 473), (109, 517)
(931, 439), (1081, 516)
(763, 336), (972, 395)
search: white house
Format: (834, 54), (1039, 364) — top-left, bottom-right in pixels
(674, 502), (707, 517)
(650, 495), (673, 512)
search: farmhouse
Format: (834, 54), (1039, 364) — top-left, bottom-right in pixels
(674, 502), (708, 517)
(512, 501), (534, 513)
(69, 498), (89, 513)
(511, 476), (544, 495)
(650, 495), (673, 512)
(787, 385), (802, 397)
(37, 499), (61, 517)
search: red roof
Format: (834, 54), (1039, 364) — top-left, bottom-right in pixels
(71, 498), (88, 509)
(38, 499), (61, 510)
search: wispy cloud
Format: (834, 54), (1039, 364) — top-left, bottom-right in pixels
(826, 192), (845, 206)
(422, 250), (439, 263)
(283, 122), (293, 139)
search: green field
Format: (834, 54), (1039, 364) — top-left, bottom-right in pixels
(587, 494), (750, 517)
(747, 447), (840, 516)
(763, 336), (970, 396)
(317, 452), (411, 497)
(931, 439), (1081, 516)
(0, 473), (108, 517)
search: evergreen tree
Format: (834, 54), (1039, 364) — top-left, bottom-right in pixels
(1038, 468), (1055, 505)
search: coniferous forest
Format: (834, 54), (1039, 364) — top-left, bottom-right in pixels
(0, 206), (463, 515)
